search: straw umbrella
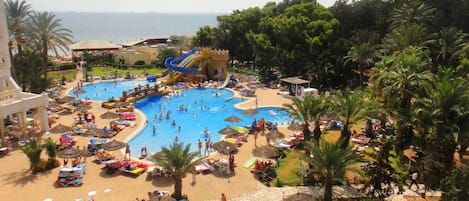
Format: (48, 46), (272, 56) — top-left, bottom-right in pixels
(100, 111), (120, 119)
(73, 88), (86, 97)
(242, 108), (258, 116)
(217, 125), (238, 136)
(149, 195), (176, 201)
(211, 141), (237, 155)
(84, 128), (103, 137)
(103, 140), (126, 151)
(287, 122), (303, 131)
(265, 130), (285, 141)
(50, 124), (72, 133)
(75, 104), (92, 112)
(224, 115), (241, 124)
(58, 96), (75, 104)
(58, 148), (82, 158)
(252, 146), (278, 158)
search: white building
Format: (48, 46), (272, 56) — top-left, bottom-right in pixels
(0, 2), (49, 145)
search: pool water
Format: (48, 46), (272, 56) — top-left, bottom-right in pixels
(71, 81), (292, 155)
(70, 80), (148, 101)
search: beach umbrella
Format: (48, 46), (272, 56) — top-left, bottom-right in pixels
(50, 124), (72, 133)
(73, 88), (86, 97)
(58, 147), (82, 158)
(84, 128), (103, 137)
(113, 101), (128, 108)
(103, 140), (126, 151)
(241, 108), (258, 116)
(283, 192), (314, 201)
(265, 130), (285, 141)
(287, 122), (303, 131)
(100, 111), (120, 119)
(75, 104), (92, 112)
(58, 96), (75, 104)
(57, 109), (73, 116)
(252, 146), (278, 158)
(217, 125), (238, 135)
(211, 141), (237, 155)
(224, 115), (241, 124)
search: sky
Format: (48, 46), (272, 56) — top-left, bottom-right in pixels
(26, 0), (336, 13)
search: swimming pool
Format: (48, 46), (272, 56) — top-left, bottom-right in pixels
(71, 80), (292, 155)
(70, 80), (148, 101)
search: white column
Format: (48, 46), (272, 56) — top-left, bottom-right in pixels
(37, 106), (49, 131)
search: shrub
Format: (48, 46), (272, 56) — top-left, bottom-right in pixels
(134, 60), (145, 65)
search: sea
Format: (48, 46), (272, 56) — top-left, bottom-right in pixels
(55, 12), (220, 45)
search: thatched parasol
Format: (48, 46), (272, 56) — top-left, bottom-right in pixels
(100, 111), (120, 119)
(73, 88), (86, 96)
(113, 101), (128, 108)
(211, 141), (238, 155)
(224, 115), (241, 124)
(75, 104), (92, 112)
(241, 108), (258, 116)
(84, 128), (103, 137)
(283, 192), (314, 201)
(58, 148), (82, 158)
(265, 130), (285, 141)
(58, 96), (75, 104)
(50, 124), (72, 133)
(57, 109), (73, 116)
(149, 195), (176, 201)
(252, 146), (278, 158)
(287, 122), (304, 131)
(217, 125), (238, 135)
(103, 140), (126, 151)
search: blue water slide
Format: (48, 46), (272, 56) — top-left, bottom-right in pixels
(164, 48), (199, 73)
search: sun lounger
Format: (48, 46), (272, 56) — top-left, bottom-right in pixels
(195, 161), (214, 174)
(243, 157), (257, 169)
(224, 138), (242, 146)
(275, 141), (292, 149)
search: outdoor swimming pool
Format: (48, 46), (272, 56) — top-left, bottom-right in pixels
(71, 80), (292, 155)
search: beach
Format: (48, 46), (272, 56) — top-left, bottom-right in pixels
(0, 76), (298, 201)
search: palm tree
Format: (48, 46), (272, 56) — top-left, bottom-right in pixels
(329, 88), (377, 148)
(43, 137), (57, 160)
(4, 0), (32, 81)
(28, 11), (73, 83)
(21, 138), (44, 173)
(282, 94), (327, 142)
(344, 43), (377, 88)
(426, 27), (468, 67)
(370, 47), (434, 151)
(303, 139), (362, 201)
(380, 24), (429, 55)
(388, 2), (436, 30)
(152, 142), (204, 200)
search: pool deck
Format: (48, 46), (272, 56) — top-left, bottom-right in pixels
(0, 73), (311, 201)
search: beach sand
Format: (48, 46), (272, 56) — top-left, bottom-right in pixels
(0, 79), (297, 201)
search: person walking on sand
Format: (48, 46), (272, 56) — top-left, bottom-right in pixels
(409, 170), (419, 190)
(221, 193), (227, 201)
(254, 131), (258, 147)
(198, 139), (203, 156)
(125, 143), (131, 160)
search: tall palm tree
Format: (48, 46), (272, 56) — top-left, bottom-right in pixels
(43, 137), (57, 160)
(282, 94), (327, 142)
(426, 27), (468, 67)
(21, 138), (44, 173)
(380, 24), (429, 55)
(329, 88), (377, 148)
(152, 142), (204, 200)
(28, 11), (73, 83)
(388, 2), (436, 30)
(303, 139), (362, 201)
(4, 0), (32, 81)
(370, 47), (434, 151)
(344, 42), (377, 88)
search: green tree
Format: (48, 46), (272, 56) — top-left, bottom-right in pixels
(329, 88), (376, 148)
(4, 0), (32, 81)
(12, 49), (45, 92)
(370, 47), (434, 152)
(344, 43), (377, 88)
(28, 11), (73, 85)
(388, 2), (437, 30)
(43, 137), (57, 160)
(156, 48), (179, 67)
(441, 166), (469, 201)
(380, 24), (430, 55)
(151, 142), (204, 200)
(282, 94), (327, 142)
(426, 27), (468, 67)
(21, 138), (44, 173)
(303, 139), (362, 201)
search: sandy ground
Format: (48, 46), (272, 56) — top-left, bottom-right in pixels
(0, 77), (297, 201)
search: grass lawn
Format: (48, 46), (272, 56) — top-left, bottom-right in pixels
(48, 66), (164, 82)
(49, 69), (77, 82)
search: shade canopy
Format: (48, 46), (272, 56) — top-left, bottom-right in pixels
(70, 40), (120, 51)
(252, 146), (278, 158)
(288, 122), (303, 131)
(103, 140), (126, 151)
(217, 126), (238, 135)
(50, 124), (72, 133)
(84, 128), (103, 136)
(280, 77), (310, 85)
(224, 115), (241, 123)
(100, 111), (120, 119)
(73, 88), (86, 95)
(265, 130), (285, 140)
(211, 141), (237, 155)
(58, 148), (82, 158)
(58, 96), (75, 103)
